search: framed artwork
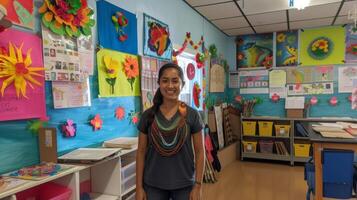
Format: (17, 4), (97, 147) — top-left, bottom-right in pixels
(143, 13), (172, 60)
(276, 30), (298, 66)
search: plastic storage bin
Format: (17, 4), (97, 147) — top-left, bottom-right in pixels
(122, 174), (136, 194)
(121, 161), (136, 180)
(16, 182), (72, 200)
(259, 140), (273, 154)
(242, 121), (256, 136)
(258, 121), (273, 136)
(294, 143), (311, 157)
(275, 125), (290, 137)
(242, 141), (257, 153)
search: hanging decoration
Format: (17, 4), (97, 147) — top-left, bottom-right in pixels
(172, 32), (205, 66)
(186, 63), (195, 80)
(192, 82), (201, 108)
(271, 93), (280, 103)
(209, 44), (218, 58)
(0, 42), (44, 98)
(115, 106), (125, 120)
(39, 0), (95, 37)
(123, 55), (139, 91)
(112, 11), (128, 42)
(61, 119), (77, 138)
(329, 96), (338, 106)
(90, 114), (103, 131)
(195, 52), (205, 69)
(0, 5), (12, 32)
(310, 96), (318, 105)
(103, 55), (119, 95)
(128, 110), (140, 125)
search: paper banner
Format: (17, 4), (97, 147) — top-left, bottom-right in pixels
(276, 31), (298, 66)
(97, 48), (141, 97)
(143, 13), (172, 60)
(141, 56), (158, 111)
(269, 70), (286, 87)
(300, 26), (345, 66)
(0, 28), (46, 121)
(236, 33), (273, 68)
(345, 24), (357, 63)
(239, 70), (269, 94)
(97, 0), (138, 55)
(0, 0), (34, 29)
(42, 27), (84, 82)
(338, 66), (357, 93)
(52, 78), (91, 109)
(287, 82), (333, 96)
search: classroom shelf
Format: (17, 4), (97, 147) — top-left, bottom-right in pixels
(242, 152), (290, 161)
(242, 135), (289, 139)
(293, 157), (311, 163)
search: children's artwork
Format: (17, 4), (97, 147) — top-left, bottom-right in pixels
(286, 66), (333, 85)
(236, 33), (273, 68)
(300, 26), (345, 66)
(313, 66), (334, 82)
(287, 82), (333, 96)
(39, 0), (95, 37)
(0, 28), (46, 121)
(52, 78), (91, 109)
(97, 48), (140, 97)
(269, 70), (287, 98)
(141, 56), (158, 111)
(42, 27), (84, 82)
(0, 0), (34, 29)
(276, 31), (298, 66)
(0, 177), (27, 193)
(97, 0), (137, 55)
(90, 114), (102, 131)
(345, 24), (357, 63)
(61, 119), (77, 138)
(338, 66), (357, 93)
(352, 80), (357, 110)
(143, 13), (172, 60)
(192, 82), (201, 109)
(78, 36), (94, 75)
(209, 64), (225, 92)
(239, 70), (269, 94)
(8, 163), (73, 180)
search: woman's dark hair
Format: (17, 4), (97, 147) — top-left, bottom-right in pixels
(148, 62), (185, 123)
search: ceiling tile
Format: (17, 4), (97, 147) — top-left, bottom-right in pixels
(334, 15), (351, 25)
(339, 0), (357, 16)
(254, 23), (287, 33)
(195, 2), (241, 20)
(212, 17), (249, 29)
(289, 3), (340, 21)
(224, 27), (254, 36)
(185, 0), (231, 7)
(290, 17), (333, 29)
(247, 11), (286, 26)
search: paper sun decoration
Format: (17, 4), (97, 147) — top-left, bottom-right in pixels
(90, 114), (103, 131)
(0, 42), (44, 98)
(61, 119), (77, 137)
(39, 0), (95, 37)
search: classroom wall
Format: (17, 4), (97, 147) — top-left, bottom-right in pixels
(0, 0), (235, 174)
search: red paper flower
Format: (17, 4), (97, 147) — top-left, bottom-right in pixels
(115, 107), (125, 120)
(90, 114), (103, 131)
(132, 116), (138, 124)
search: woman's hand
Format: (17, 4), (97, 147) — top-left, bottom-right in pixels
(189, 185), (202, 200)
(136, 186), (147, 200)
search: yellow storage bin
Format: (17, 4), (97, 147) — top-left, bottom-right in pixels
(275, 125), (290, 137)
(242, 121), (256, 136)
(294, 143), (311, 157)
(243, 141), (257, 153)
(258, 121), (273, 136)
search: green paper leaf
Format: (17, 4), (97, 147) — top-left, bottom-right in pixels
(88, 9), (94, 16)
(41, 14), (51, 28)
(88, 19), (95, 27)
(81, 26), (92, 36)
(72, 27), (81, 37)
(49, 21), (65, 35)
(65, 26), (74, 37)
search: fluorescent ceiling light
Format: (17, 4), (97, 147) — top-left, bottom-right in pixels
(289, 0), (311, 10)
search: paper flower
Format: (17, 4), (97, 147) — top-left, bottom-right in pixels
(103, 55), (119, 94)
(115, 106), (125, 120)
(123, 56), (139, 91)
(310, 96), (318, 105)
(128, 110), (140, 125)
(0, 42), (44, 98)
(195, 53), (205, 69)
(112, 12), (128, 42)
(61, 119), (76, 137)
(235, 95), (243, 104)
(308, 37), (332, 60)
(277, 33), (286, 43)
(90, 114), (102, 131)
(271, 93), (280, 103)
(193, 82), (201, 108)
(329, 96), (338, 106)
(39, 0), (95, 37)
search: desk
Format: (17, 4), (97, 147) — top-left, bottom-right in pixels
(308, 127), (357, 200)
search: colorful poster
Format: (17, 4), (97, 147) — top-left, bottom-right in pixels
(352, 79), (357, 110)
(143, 13), (172, 60)
(97, 48), (140, 97)
(78, 36), (94, 75)
(239, 70), (269, 94)
(236, 33), (273, 68)
(0, 28), (46, 121)
(42, 27), (84, 82)
(0, 0), (34, 29)
(300, 26), (345, 66)
(287, 82), (333, 96)
(276, 31), (298, 66)
(345, 24), (357, 63)
(313, 66), (334, 82)
(97, 0), (138, 55)
(52, 79), (91, 109)
(338, 66), (357, 93)
(141, 56), (158, 111)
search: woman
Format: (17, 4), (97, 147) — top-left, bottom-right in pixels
(136, 63), (205, 200)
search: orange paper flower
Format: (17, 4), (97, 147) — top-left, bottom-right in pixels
(123, 56), (139, 91)
(115, 106), (125, 120)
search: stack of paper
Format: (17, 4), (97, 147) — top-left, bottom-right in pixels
(312, 122), (357, 138)
(58, 148), (121, 163)
(103, 137), (138, 149)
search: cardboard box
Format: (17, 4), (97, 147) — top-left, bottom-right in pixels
(208, 110), (217, 132)
(286, 109), (304, 118)
(38, 128), (58, 163)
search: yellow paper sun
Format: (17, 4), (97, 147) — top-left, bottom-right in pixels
(0, 42), (44, 98)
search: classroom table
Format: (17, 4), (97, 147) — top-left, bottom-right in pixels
(307, 126), (357, 200)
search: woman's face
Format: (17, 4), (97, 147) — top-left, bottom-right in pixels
(159, 68), (182, 101)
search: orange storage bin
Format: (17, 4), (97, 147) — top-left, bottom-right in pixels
(242, 121), (256, 136)
(275, 125), (290, 137)
(258, 121), (273, 136)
